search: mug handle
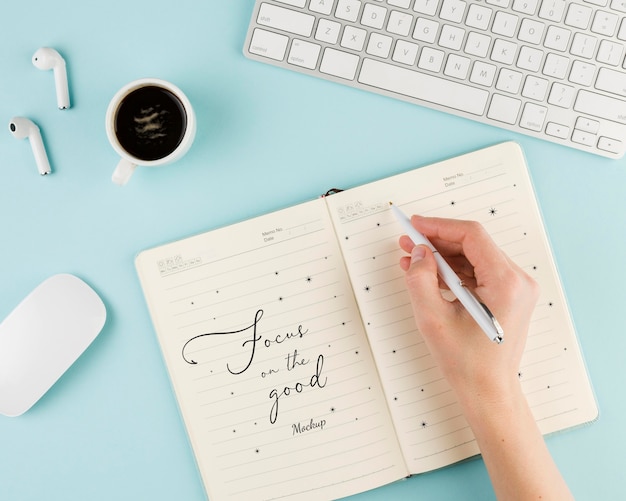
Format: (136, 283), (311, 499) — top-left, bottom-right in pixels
(112, 158), (137, 186)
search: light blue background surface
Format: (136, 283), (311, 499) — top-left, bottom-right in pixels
(1, 1), (624, 500)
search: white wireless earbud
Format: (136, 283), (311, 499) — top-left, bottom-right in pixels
(32, 47), (70, 110)
(9, 117), (52, 176)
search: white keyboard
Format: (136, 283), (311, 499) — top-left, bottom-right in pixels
(244, 0), (626, 159)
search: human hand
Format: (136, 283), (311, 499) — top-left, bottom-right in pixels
(399, 215), (574, 500)
(398, 215), (539, 406)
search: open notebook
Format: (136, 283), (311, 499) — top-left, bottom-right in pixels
(135, 142), (597, 501)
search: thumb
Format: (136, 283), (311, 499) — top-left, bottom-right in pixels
(404, 245), (453, 331)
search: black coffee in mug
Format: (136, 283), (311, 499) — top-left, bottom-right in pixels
(114, 86), (187, 161)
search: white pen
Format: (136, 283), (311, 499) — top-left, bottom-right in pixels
(390, 202), (504, 344)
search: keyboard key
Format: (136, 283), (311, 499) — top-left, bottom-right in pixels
(393, 40), (419, 65)
(257, 3), (315, 37)
(487, 94), (522, 123)
(519, 102), (547, 131)
(388, 0), (411, 7)
(572, 129), (596, 146)
(444, 54), (471, 79)
(598, 136), (623, 154)
(465, 32), (492, 57)
(591, 10), (619, 36)
(548, 82), (576, 107)
(413, 0), (440, 16)
(492, 11), (519, 37)
(275, 0), (306, 7)
(522, 75), (549, 100)
(419, 47), (445, 72)
(361, 3), (387, 29)
(564, 3), (593, 29)
(320, 48), (359, 80)
(546, 122), (570, 139)
(470, 61), (497, 86)
(366, 32), (393, 58)
(315, 18), (341, 44)
(570, 33), (597, 58)
(539, 0), (566, 22)
(309, 0), (335, 14)
(569, 60), (596, 86)
(288, 39), (321, 69)
(249, 28), (289, 60)
(544, 25), (571, 51)
(518, 18), (545, 44)
(358, 58), (489, 115)
(487, 0), (511, 7)
(574, 90), (626, 124)
(466, 4), (493, 30)
(595, 67), (626, 97)
(336, 0), (362, 22)
(491, 39), (517, 64)
(387, 11), (413, 36)
(439, 25), (465, 50)
(596, 40), (624, 65)
(440, 0), (467, 22)
(413, 18), (439, 43)
(543, 53), (569, 78)
(516, 46), (543, 71)
(575, 117), (600, 134)
(512, 0), (539, 14)
(341, 25), (367, 51)
(496, 68), (523, 93)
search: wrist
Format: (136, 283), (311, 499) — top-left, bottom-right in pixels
(454, 375), (574, 501)
(455, 375), (527, 428)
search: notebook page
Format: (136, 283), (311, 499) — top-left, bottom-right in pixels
(325, 142), (598, 474)
(135, 198), (407, 501)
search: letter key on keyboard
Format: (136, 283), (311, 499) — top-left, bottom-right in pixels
(244, 0), (626, 159)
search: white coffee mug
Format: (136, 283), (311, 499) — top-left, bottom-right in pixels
(105, 78), (196, 185)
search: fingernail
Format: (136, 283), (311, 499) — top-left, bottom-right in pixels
(411, 245), (426, 264)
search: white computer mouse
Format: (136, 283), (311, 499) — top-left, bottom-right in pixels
(0, 274), (106, 417)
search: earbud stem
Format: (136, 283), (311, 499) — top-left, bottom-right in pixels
(54, 63), (70, 110)
(29, 127), (52, 175)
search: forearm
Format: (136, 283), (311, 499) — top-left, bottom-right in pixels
(458, 381), (573, 501)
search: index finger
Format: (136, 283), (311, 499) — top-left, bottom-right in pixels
(410, 216), (509, 272)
